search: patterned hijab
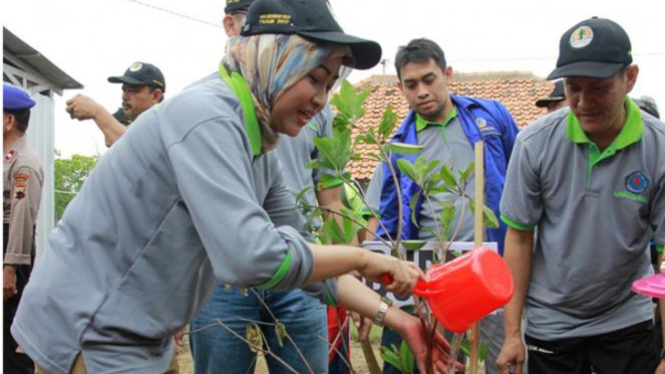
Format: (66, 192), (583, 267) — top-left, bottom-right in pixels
(223, 34), (351, 152)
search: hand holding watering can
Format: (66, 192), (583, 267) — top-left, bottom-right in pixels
(383, 247), (514, 333)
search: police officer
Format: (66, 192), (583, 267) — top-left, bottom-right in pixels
(3, 83), (44, 374)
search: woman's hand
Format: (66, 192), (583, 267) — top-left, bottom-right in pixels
(358, 251), (423, 296)
(397, 315), (465, 374)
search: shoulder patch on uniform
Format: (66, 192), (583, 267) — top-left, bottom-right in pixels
(13, 172), (29, 200)
(625, 171), (649, 194)
(4, 150), (16, 163)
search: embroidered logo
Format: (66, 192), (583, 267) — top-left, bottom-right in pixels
(625, 171), (649, 194)
(570, 26), (594, 49)
(13, 173), (29, 200)
(129, 62), (143, 72)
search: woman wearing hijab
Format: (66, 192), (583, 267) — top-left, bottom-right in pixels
(12, 1), (458, 373)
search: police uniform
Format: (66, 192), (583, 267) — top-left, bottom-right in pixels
(3, 83), (44, 373)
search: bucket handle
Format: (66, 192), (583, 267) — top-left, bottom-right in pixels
(380, 274), (440, 298)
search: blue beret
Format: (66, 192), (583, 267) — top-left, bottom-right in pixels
(3, 83), (36, 110)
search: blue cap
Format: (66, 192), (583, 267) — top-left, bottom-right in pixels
(3, 83), (36, 110)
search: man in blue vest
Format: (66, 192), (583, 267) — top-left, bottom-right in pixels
(375, 38), (519, 374)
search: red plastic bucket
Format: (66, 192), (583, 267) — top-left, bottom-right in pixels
(414, 247), (513, 333)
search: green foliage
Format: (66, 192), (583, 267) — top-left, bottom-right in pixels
(381, 341), (415, 374)
(460, 339), (489, 362)
(468, 199), (500, 229)
(54, 153), (98, 221)
(312, 127), (353, 173)
(330, 80), (370, 131)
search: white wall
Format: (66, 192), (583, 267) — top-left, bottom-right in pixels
(25, 92), (55, 259)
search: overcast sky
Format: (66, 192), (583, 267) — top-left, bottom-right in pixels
(4, 0), (665, 157)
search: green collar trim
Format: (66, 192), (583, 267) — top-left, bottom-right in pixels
(218, 63), (262, 157)
(415, 107), (458, 132)
(566, 96), (643, 151)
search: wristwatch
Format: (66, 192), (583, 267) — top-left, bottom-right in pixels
(660, 349), (665, 360)
(372, 296), (394, 327)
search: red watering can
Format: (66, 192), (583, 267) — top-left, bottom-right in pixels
(383, 247), (514, 333)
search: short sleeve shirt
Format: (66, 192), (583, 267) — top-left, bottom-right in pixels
(500, 99), (665, 339)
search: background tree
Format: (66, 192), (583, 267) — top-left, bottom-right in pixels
(54, 151), (98, 221)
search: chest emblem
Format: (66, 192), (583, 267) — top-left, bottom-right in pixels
(625, 171), (649, 194)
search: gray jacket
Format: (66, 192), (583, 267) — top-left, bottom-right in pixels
(12, 72), (335, 374)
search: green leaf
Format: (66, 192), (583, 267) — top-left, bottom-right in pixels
(468, 199), (500, 229)
(387, 142), (424, 156)
(275, 322), (287, 348)
(483, 205), (500, 228)
(305, 159), (320, 170)
(399, 340), (415, 374)
(380, 344), (403, 373)
(439, 205), (455, 239)
(401, 240), (426, 252)
(396, 159), (418, 183)
(408, 192), (421, 228)
(378, 105), (398, 139)
(460, 339), (488, 362)
(440, 165), (457, 188)
(295, 186), (313, 204)
(459, 161), (475, 184)
(330, 80), (369, 127)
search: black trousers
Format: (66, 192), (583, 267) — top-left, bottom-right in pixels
(4, 223), (34, 374)
(525, 320), (659, 374)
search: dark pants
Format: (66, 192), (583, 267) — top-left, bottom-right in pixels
(525, 320), (659, 374)
(4, 223), (35, 374)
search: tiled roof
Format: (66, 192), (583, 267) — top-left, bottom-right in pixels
(347, 72), (553, 180)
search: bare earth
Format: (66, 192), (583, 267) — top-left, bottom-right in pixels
(176, 339), (381, 374)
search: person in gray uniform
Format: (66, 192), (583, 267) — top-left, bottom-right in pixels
(11, 1), (457, 373)
(373, 38), (520, 374)
(497, 17), (665, 374)
(189, 1), (348, 373)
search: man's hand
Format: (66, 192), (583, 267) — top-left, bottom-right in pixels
(496, 335), (526, 374)
(3, 265), (17, 301)
(350, 311), (373, 342)
(66, 95), (104, 121)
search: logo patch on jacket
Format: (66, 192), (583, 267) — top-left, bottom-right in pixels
(625, 171), (649, 194)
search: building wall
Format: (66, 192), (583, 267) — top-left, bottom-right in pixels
(26, 92), (55, 259)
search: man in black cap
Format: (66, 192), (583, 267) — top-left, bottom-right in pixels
(535, 80), (567, 114)
(66, 61), (165, 146)
(3, 83), (44, 374)
(497, 17), (665, 374)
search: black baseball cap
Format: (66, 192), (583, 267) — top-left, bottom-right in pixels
(225, 0), (254, 13)
(240, 0), (382, 70)
(108, 62), (166, 92)
(548, 17), (632, 80)
(536, 80), (566, 108)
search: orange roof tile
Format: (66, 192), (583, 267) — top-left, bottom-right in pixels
(346, 72), (553, 180)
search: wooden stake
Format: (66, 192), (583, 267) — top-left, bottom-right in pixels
(470, 141), (485, 374)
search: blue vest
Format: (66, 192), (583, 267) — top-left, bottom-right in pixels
(377, 94), (519, 255)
